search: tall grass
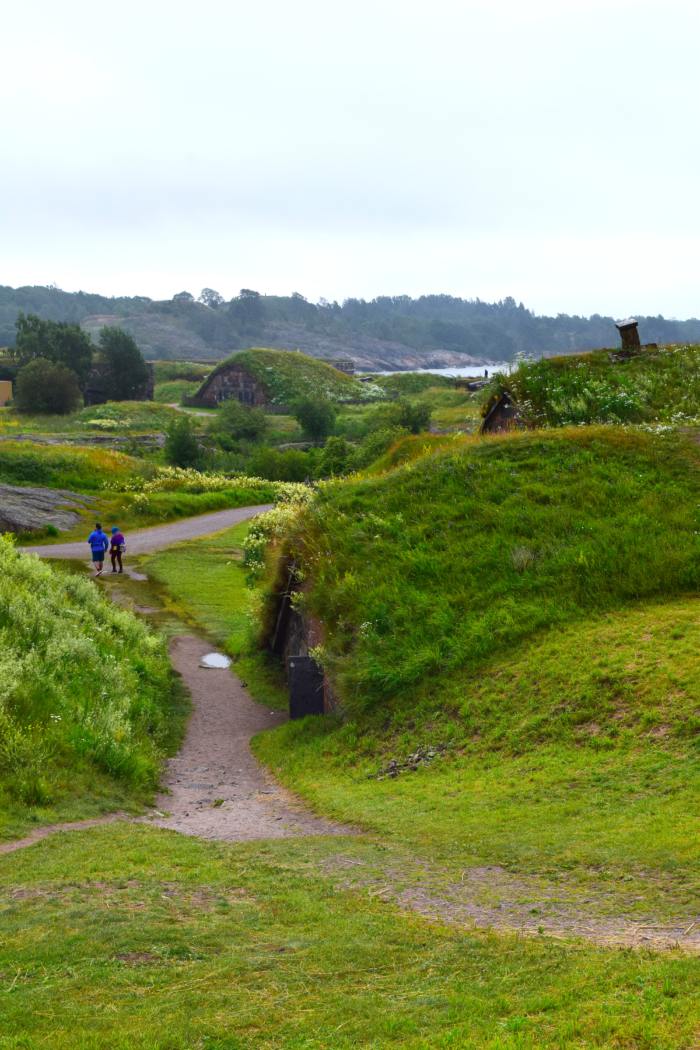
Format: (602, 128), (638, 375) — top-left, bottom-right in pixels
(500, 343), (700, 427)
(0, 441), (138, 490)
(0, 535), (178, 815)
(260, 426), (700, 712)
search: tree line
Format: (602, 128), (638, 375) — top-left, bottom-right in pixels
(1, 283), (699, 362)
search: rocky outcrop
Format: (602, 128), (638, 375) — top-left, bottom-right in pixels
(0, 485), (97, 534)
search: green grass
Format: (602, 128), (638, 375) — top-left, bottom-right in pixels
(265, 426), (700, 711)
(153, 379), (200, 403)
(143, 521), (288, 710)
(3, 823), (700, 1049)
(0, 440), (138, 491)
(254, 597), (700, 895)
(0, 538), (189, 842)
(500, 342), (700, 427)
(0, 401), (185, 435)
(214, 349), (382, 404)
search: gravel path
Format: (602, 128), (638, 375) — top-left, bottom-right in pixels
(20, 504), (273, 558)
(148, 635), (352, 841)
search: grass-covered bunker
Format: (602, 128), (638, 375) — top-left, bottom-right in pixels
(183, 348), (375, 409)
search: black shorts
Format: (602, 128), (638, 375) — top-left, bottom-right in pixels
(92, 550), (105, 562)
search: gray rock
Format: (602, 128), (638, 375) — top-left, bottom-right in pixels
(0, 484), (97, 534)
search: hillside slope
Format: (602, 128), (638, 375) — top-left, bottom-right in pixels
(4, 283), (700, 368)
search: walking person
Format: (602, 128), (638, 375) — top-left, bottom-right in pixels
(87, 522), (108, 577)
(110, 525), (126, 574)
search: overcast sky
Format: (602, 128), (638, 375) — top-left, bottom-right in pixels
(1, 0), (697, 317)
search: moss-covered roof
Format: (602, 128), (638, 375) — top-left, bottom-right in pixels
(202, 349), (381, 404)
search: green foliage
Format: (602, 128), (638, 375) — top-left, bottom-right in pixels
(501, 344), (700, 427)
(372, 396), (432, 434)
(291, 395), (337, 439)
(0, 536), (178, 822)
(356, 425), (410, 467)
(263, 427), (700, 714)
(14, 358), (81, 415)
(98, 326), (149, 401)
(0, 441), (136, 490)
(163, 414), (201, 468)
(75, 400), (182, 432)
(245, 446), (314, 482)
(318, 435), (355, 476)
(151, 360), (213, 384)
(207, 399), (270, 448)
(10, 312), (94, 385)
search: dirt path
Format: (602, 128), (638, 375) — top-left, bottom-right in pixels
(20, 503), (273, 558)
(0, 636), (353, 855)
(147, 635), (353, 841)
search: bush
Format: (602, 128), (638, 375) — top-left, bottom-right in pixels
(291, 396), (337, 439)
(208, 399), (270, 449)
(373, 397), (432, 435)
(164, 415), (201, 468)
(246, 447), (314, 482)
(318, 436), (356, 476)
(356, 426), (409, 467)
(15, 358), (82, 415)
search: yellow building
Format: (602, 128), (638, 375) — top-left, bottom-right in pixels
(0, 381), (12, 406)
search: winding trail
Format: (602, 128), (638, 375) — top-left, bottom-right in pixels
(20, 503), (273, 558)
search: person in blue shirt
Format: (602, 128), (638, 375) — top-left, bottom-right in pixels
(87, 522), (109, 577)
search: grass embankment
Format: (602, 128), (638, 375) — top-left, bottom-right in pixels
(211, 349), (382, 404)
(0, 537), (188, 841)
(4, 824), (700, 1050)
(251, 426), (700, 905)
(0, 401), (183, 435)
(500, 342), (700, 427)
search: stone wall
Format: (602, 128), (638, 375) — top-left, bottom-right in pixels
(195, 365), (268, 407)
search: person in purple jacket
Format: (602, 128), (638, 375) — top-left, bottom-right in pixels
(87, 523), (109, 577)
(109, 526), (126, 574)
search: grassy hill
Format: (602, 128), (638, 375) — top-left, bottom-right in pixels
(0, 536), (187, 838)
(210, 348), (382, 403)
(500, 342), (700, 427)
(250, 424), (700, 886)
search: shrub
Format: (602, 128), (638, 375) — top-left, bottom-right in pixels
(246, 447), (313, 482)
(318, 436), (356, 476)
(371, 397), (432, 435)
(291, 396), (337, 440)
(164, 415), (201, 468)
(15, 358), (82, 415)
(356, 426), (409, 467)
(208, 400), (270, 448)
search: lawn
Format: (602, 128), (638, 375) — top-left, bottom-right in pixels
(2, 823), (700, 1050)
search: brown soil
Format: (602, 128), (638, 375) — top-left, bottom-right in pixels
(146, 635), (354, 841)
(320, 854), (700, 953)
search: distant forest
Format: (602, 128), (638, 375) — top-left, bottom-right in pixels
(1, 284), (698, 361)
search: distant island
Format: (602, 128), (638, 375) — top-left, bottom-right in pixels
(1, 284), (698, 372)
